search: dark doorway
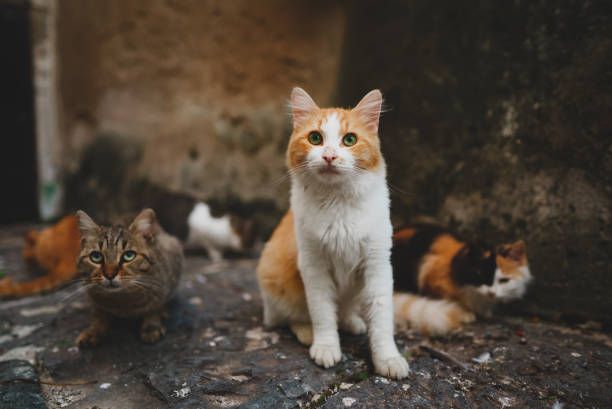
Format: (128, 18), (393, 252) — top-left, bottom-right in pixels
(0, 1), (38, 224)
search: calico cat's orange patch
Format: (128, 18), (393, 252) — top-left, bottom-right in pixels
(0, 215), (81, 298)
(393, 228), (417, 241)
(256, 211), (305, 309)
(496, 240), (527, 277)
(417, 234), (465, 299)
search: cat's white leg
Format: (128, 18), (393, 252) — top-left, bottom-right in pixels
(300, 246), (341, 368)
(363, 253), (409, 379)
(205, 245), (224, 263)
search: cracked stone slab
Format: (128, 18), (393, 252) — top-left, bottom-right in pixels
(0, 225), (611, 408)
(0, 360), (46, 409)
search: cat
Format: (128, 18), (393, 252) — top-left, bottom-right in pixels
(392, 222), (532, 335)
(75, 208), (183, 345)
(0, 215), (81, 298)
(137, 184), (256, 261)
(257, 87), (409, 379)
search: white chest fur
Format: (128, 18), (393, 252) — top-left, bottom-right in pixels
(291, 172), (392, 286)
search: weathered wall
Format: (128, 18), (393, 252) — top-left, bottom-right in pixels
(337, 1), (612, 324)
(57, 0), (345, 209)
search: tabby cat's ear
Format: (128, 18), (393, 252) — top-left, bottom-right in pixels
(76, 210), (100, 238)
(290, 87), (319, 129)
(353, 89), (383, 132)
(129, 208), (158, 240)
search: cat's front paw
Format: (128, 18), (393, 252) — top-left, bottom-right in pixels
(76, 328), (103, 347)
(374, 355), (410, 380)
(309, 342), (342, 368)
(140, 323), (166, 343)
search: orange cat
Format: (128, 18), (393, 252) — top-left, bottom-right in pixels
(0, 215), (81, 298)
(257, 88), (409, 379)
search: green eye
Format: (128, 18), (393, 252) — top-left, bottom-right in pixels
(89, 251), (103, 264)
(121, 250), (137, 262)
(342, 133), (358, 146)
(307, 131), (323, 145)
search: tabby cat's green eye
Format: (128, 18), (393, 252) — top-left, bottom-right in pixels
(308, 131), (323, 145)
(342, 133), (358, 146)
(89, 251), (103, 264)
(121, 250), (137, 263)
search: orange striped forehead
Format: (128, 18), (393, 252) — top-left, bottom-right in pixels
(286, 108), (383, 170)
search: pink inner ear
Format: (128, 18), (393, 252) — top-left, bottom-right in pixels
(290, 87), (319, 128)
(130, 209), (158, 239)
(353, 89), (383, 132)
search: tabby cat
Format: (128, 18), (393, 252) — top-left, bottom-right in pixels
(75, 209), (183, 345)
(0, 188), (254, 299)
(257, 87), (409, 379)
(392, 223), (532, 335)
(0, 215), (80, 298)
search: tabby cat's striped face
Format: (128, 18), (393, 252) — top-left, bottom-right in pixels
(76, 209), (156, 291)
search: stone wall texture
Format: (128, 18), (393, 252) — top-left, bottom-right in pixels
(58, 1), (611, 323)
(58, 0), (346, 207)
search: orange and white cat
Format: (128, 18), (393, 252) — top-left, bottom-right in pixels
(257, 88), (409, 379)
(0, 215), (81, 298)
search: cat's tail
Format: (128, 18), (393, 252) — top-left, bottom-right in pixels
(0, 263), (77, 299)
(393, 293), (475, 335)
(0, 275), (70, 298)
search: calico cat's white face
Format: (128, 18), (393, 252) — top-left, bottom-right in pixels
(477, 240), (532, 302)
(481, 265), (532, 301)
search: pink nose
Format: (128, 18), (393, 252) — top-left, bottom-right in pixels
(323, 154), (337, 164)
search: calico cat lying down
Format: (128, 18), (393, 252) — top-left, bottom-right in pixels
(392, 223), (532, 335)
(0, 191), (254, 299)
(75, 209), (183, 345)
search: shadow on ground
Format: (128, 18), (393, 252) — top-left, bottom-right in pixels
(0, 226), (610, 408)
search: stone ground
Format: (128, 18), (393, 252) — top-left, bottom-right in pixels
(0, 225), (611, 409)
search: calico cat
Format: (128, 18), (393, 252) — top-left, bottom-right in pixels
(0, 215), (81, 298)
(75, 209), (183, 345)
(392, 223), (532, 335)
(257, 88), (409, 379)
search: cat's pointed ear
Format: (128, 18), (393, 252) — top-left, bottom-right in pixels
(129, 208), (158, 240)
(508, 240), (526, 261)
(290, 87), (319, 128)
(76, 210), (100, 238)
(353, 89), (383, 132)
(497, 240), (526, 262)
